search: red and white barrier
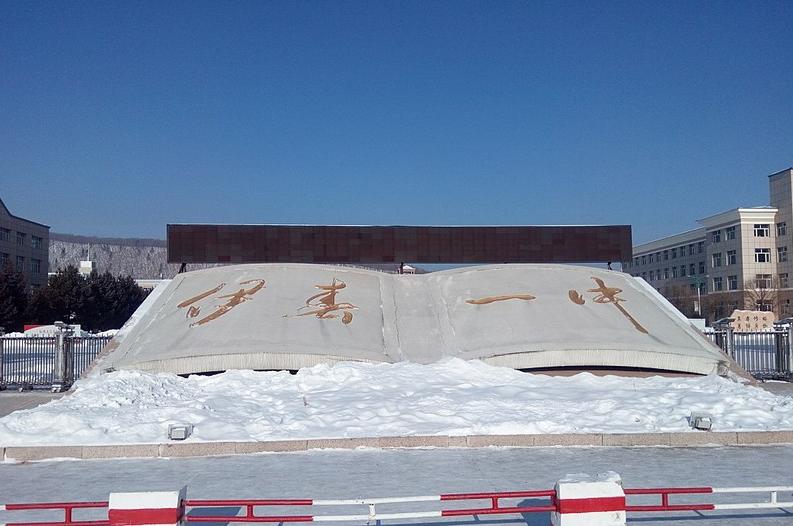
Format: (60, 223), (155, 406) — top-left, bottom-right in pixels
(107, 488), (186, 526)
(185, 490), (556, 523)
(2, 477), (792, 526)
(552, 472), (626, 526)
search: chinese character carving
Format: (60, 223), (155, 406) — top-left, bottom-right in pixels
(177, 279), (266, 327)
(466, 294), (536, 305)
(288, 278), (357, 325)
(568, 290), (585, 305)
(586, 277), (648, 334)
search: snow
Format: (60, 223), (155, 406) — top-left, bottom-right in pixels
(1, 359), (791, 446)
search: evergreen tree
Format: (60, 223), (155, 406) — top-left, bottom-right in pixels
(27, 265), (87, 326)
(26, 266), (147, 331)
(0, 261), (29, 332)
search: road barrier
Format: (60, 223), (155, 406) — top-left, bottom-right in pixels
(2, 475), (792, 526)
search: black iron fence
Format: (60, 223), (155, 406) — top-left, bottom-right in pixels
(705, 328), (792, 380)
(0, 335), (112, 390)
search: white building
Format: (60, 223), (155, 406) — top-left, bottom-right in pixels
(624, 168), (793, 322)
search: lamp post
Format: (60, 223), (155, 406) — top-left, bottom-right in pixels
(691, 277), (707, 317)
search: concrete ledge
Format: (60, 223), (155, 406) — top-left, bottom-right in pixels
(735, 430), (793, 444)
(159, 441), (239, 457)
(669, 432), (738, 446)
(235, 440), (308, 453)
(532, 434), (602, 446)
(5, 446), (84, 462)
(466, 434), (534, 447)
(306, 437), (379, 450)
(602, 433), (672, 446)
(4, 431), (793, 462)
(377, 436), (450, 448)
(84, 444), (160, 459)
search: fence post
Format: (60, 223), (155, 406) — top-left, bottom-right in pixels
(788, 323), (793, 378)
(0, 326), (5, 390)
(108, 487), (187, 526)
(552, 472), (626, 526)
(52, 321), (75, 393)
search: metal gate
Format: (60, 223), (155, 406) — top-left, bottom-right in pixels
(705, 327), (792, 380)
(0, 335), (112, 390)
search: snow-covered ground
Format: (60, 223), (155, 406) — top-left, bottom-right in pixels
(1, 358), (791, 446)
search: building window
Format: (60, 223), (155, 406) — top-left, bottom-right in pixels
(0, 252), (8, 266)
(0, 228), (9, 242)
(688, 244), (695, 256)
(680, 265), (687, 277)
(16, 232), (26, 246)
(689, 263), (695, 275)
(672, 267), (678, 278)
(711, 230), (721, 243)
(698, 261), (705, 274)
(648, 254), (654, 264)
(15, 255), (24, 271)
(31, 235), (43, 249)
(778, 246), (788, 263)
(757, 301), (774, 312)
(755, 248), (771, 263)
(725, 226), (736, 240)
(756, 274), (772, 289)
(712, 252), (722, 267)
(664, 268), (669, 279)
(31, 258), (41, 274)
(641, 255), (646, 265)
(728, 275), (738, 290)
(663, 250), (669, 261)
(754, 224), (770, 237)
(780, 273), (789, 288)
(778, 222), (787, 236)
(713, 277), (723, 291)
(726, 249), (736, 265)
(697, 241), (704, 254)
(649, 270), (655, 281)
(671, 248), (677, 259)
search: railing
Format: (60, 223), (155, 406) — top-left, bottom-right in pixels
(705, 328), (792, 380)
(0, 336), (112, 390)
(2, 484), (792, 526)
(625, 485), (793, 512)
(186, 490), (557, 523)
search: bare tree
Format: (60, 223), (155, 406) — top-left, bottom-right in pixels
(744, 275), (780, 314)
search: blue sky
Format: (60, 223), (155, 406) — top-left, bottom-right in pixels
(1, 1), (792, 244)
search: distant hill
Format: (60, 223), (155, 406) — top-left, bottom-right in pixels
(49, 233), (188, 279)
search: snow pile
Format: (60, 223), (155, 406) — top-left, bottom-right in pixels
(0, 359), (791, 446)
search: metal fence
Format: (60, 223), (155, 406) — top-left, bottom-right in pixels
(705, 328), (792, 380)
(0, 335), (112, 390)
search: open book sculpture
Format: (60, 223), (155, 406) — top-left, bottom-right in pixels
(96, 264), (727, 376)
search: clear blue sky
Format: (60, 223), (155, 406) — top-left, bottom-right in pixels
(2, 1), (792, 244)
